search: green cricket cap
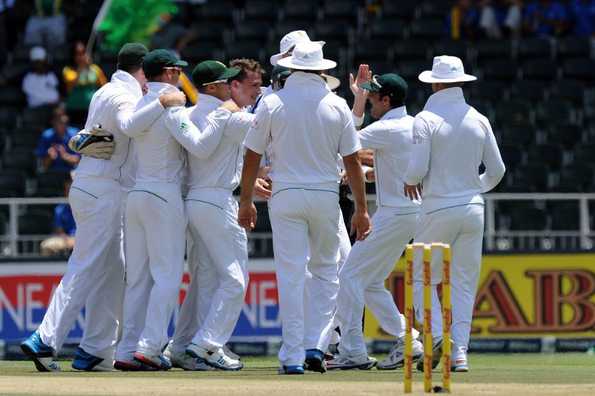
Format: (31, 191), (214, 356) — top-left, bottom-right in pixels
(191, 60), (240, 86)
(360, 73), (408, 102)
(142, 49), (188, 77)
(117, 43), (148, 67)
(271, 65), (291, 84)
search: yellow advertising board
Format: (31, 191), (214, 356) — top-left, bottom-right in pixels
(363, 254), (595, 340)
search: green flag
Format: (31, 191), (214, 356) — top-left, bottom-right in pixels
(95, 0), (178, 52)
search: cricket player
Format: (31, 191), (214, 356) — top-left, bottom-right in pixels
(165, 60), (254, 371)
(329, 67), (425, 371)
(20, 43), (185, 372)
(404, 56), (505, 372)
(114, 50), (233, 370)
(239, 41), (371, 375)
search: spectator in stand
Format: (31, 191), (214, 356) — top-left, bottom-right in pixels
(41, 174), (76, 256)
(478, 0), (503, 38)
(22, 46), (60, 108)
(449, 0), (480, 40)
(570, 0), (595, 37)
(524, 0), (569, 37)
(62, 41), (107, 126)
(503, 0), (524, 38)
(36, 106), (80, 172)
(24, 0), (66, 52)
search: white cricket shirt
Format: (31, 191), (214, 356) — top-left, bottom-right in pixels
(357, 106), (420, 212)
(244, 72), (361, 186)
(404, 87), (506, 213)
(75, 71), (165, 188)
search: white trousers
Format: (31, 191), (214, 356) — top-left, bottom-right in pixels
(170, 189), (248, 352)
(412, 204), (484, 350)
(39, 176), (125, 361)
(269, 184), (342, 366)
(115, 182), (186, 360)
(337, 207), (419, 357)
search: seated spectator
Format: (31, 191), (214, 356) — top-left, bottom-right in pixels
(41, 174), (75, 256)
(449, 0), (480, 40)
(21, 46), (60, 108)
(524, 0), (569, 37)
(570, 0), (595, 37)
(24, 0), (66, 52)
(36, 106), (80, 172)
(62, 41), (107, 126)
(479, 0), (503, 38)
(503, 0), (524, 38)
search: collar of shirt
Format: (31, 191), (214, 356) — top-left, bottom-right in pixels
(111, 70), (143, 98)
(198, 93), (223, 109)
(424, 87), (466, 111)
(380, 105), (408, 121)
(284, 71), (329, 91)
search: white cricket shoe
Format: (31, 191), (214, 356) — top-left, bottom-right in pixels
(451, 345), (469, 372)
(377, 337), (424, 370)
(223, 344), (241, 361)
(326, 354), (377, 370)
(163, 343), (214, 371)
(186, 344), (243, 371)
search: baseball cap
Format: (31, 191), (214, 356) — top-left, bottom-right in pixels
(360, 73), (408, 103)
(192, 60), (240, 86)
(30, 46), (47, 61)
(117, 43), (148, 67)
(142, 49), (188, 77)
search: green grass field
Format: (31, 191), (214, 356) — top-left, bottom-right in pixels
(0, 354), (594, 395)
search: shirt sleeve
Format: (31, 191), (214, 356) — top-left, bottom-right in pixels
(339, 105), (362, 156)
(113, 92), (165, 138)
(35, 131), (50, 158)
(352, 113), (364, 128)
(164, 106), (227, 159)
(479, 119), (506, 193)
(404, 114), (432, 185)
(244, 100), (272, 155)
(358, 122), (389, 150)
(223, 112), (255, 145)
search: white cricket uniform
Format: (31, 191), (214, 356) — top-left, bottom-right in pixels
(244, 72), (361, 366)
(404, 87), (505, 351)
(38, 70), (166, 361)
(169, 95), (254, 353)
(115, 82), (228, 360)
(337, 106), (421, 358)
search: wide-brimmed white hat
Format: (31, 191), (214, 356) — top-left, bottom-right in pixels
(322, 73), (340, 90)
(270, 30), (324, 66)
(277, 41), (337, 71)
(418, 55), (477, 83)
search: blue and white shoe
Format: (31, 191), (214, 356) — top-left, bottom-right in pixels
(72, 347), (112, 371)
(20, 331), (60, 372)
(186, 344), (243, 371)
(278, 365), (305, 375)
(133, 351), (172, 371)
(305, 349), (327, 373)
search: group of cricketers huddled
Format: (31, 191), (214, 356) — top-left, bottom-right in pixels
(20, 29), (505, 375)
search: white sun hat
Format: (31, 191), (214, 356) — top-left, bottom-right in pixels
(418, 55), (477, 83)
(277, 41), (337, 71)
(321, 73), (340, 90)
(270, 30), (324, 66)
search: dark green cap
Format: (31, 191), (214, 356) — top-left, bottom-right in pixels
(117, 43), (148, 67)
(360, 73), (408, 102)
(142, 49), (189, 77)
(191, 60), (240, 86)
(271, 65), (291, 84)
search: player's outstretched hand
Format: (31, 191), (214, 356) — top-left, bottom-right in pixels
(351, 209), (372, 241)
(68, 125), (115, 160)
(404, 183), (423, 201)
(349, 64), (371, 98)
(254, 178), (272, 199)
(238, 201), (257, 231)
(160, 91), (186, 107)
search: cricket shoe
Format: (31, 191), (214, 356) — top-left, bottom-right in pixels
(326, 354), (377, 370)
(278, 365), (305, 375)
(185, 344), (243, 371)
(416, 337), (444, 372)
(304, 349), (327, 373)
(163, 343), (214, 371)
(113, 359), (158, 371)
(451, 346), (469, 372)
(133, 351), (172, 370)
(377, 337), (424, 370)
(20, 331), (60, 372)
(72, 347), (112, 371)
(223, 344), (241, 361)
